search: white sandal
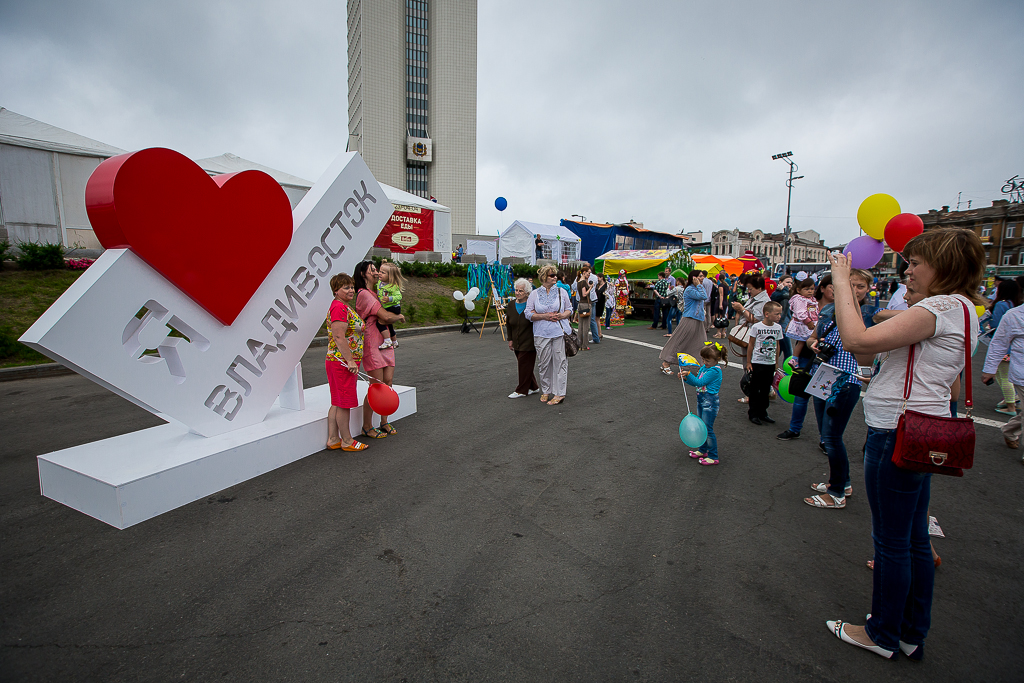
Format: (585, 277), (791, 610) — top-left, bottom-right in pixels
(804, 493), (845, 508)
(661, 367), (674, 376)
(811, 482), (852, 497)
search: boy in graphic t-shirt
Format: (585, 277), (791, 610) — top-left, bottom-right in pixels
(745, 300), (784, 425)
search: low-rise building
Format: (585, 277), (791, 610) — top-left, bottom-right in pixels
(921, 200), (1024, 276)
(711, 228), (827, 268)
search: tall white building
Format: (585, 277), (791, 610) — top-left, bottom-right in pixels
(346, 0), (476, 235)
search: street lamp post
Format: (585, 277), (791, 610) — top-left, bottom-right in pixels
(772, 151), (803, 271)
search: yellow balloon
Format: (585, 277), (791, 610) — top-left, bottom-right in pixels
(857, 194), (901, 241)
(975, 305), (985, 317)
(677, 353), (700, 367)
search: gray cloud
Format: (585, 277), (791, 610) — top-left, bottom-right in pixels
(2, 0), (1021, 246)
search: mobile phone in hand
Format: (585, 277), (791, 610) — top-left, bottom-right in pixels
(984, 377), (995, 386)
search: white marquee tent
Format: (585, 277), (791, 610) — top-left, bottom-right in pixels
(499, 220), (581, 265)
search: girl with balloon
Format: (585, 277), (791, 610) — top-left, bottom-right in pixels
(678, 342), (728, 465)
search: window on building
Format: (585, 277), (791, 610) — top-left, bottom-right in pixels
(1018, 252), (1024, 266)
(1003, 254), (1012, 266)
(1007, 224), (1016, 239)
(982, 225), (992, 238)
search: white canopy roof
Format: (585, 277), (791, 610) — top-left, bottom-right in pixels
(499, 220), (581, 265)
(0, 107), (126, 157)
(195, 152), (314, 189)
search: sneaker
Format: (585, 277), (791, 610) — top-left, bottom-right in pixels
(698, 457), (719, 466)
(391, 338), (399, 349)
(527, 389), (540, 395)
(819, 442), (828, 456)
(761, 414), (776, 424)
(689, 450), (703, 459)
(508, 392), (527, 399)
(378, 338), (393, 349)
(777, 429), (801, 440)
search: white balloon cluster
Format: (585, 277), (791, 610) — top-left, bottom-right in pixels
(453, 287), (480, 311)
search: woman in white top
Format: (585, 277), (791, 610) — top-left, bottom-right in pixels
(525, 264), (574, 406)
(823, 228), (984, 661)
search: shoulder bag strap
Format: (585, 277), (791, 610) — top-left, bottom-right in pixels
(961, 300), (973, 415)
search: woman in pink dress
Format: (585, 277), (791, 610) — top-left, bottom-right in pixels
(354, 261), (406, 438)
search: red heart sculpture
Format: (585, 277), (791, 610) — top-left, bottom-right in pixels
(85, 148), (293, 325)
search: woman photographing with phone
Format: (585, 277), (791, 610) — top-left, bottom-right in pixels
(822, 228), (984, 660)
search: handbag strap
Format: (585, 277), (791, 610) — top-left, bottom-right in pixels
(901, 298), (973, 415)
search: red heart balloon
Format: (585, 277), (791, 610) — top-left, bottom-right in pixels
(85, 148), (293, 325)
(367, 382), (400, 416)
(884, 213), (924, 253)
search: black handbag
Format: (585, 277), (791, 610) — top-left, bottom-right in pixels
(713, 314), (729, 329)
(558, 291), (579, 357)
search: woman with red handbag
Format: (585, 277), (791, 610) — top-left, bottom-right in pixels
(821, 228), (985, 660)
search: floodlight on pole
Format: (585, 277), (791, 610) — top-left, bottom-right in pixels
(772, 151), (802, 270)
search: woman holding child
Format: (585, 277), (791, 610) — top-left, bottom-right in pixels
(659, 270), (708, 375)
(354, 261), (406, 439)
(823, 228), (983, 661)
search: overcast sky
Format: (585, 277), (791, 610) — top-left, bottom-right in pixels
(2, 0), (1022, 245)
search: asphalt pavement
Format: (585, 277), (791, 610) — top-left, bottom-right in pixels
(2, 323), (1022, 682)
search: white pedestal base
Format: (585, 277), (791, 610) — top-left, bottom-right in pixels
(37, 382), (416, 529)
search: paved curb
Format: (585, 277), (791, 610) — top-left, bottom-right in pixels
(0, 323), (467, 382)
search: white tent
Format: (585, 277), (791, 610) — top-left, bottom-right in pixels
(0, 107), (126, 249)
(499, 220), (581, 265)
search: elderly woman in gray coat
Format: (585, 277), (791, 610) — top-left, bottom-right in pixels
(505, 278), (540, 398)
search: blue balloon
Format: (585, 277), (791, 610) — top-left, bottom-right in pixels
(679, 413), (708, 449)
(494, 196), (508, 211)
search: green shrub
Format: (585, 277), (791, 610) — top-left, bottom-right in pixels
(432, 302), (443, 319)
(15, 241), (65, 270)
(511, 263), (539, 279)
(0, 239), (10, 261)
(406, 303), (416, 322)
(454, 300), (469, 318)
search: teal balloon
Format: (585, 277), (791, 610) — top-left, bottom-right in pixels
(679, 413), (708, 449)
(777, 375), (795, 403)
(782, 356), (796, 376)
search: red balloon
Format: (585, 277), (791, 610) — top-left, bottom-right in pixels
(884, 213), (924, 253)
(367, 383), (400, 416)
(764, 277), (777, 295)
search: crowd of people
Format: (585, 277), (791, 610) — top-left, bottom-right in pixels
(326, 227), (993, 662)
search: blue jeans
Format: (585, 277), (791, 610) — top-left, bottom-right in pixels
(651, 300), (662, 328)
(812, 383), (860, 495)
(696, 392), (719, 459)
(667, 306), (682, 333)
(589, 304), (601, 343)
(863, 427), (934, 653)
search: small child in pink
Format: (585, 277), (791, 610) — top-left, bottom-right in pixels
(785, 277), (818, 359)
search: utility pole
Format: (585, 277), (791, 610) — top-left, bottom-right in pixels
(772, 151), (803, 271)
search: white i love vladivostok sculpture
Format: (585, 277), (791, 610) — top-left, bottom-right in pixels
(20, 148), (416, 528)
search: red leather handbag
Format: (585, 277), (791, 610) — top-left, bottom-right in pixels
(891, 300), (976, 476)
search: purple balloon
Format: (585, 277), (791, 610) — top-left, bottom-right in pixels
(843, 235), (885, 269)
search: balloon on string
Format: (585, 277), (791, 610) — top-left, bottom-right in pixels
(843, 235), (885, 269)
(782, 356), (796, 376)
(453, 286), (481, 311)
(777, 375), (796, 403)
(677, 353), (701, 368)
(367, 383), (400, 416)
(494, 197), (508, 211)
(857, 194), (901, 240)
(883, 213), (924, 253)
(679, 413), (708, 448)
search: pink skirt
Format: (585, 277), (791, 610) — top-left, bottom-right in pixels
(326, 358), (358, 408)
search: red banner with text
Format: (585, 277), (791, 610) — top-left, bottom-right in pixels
(374, 205), (435, 253)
